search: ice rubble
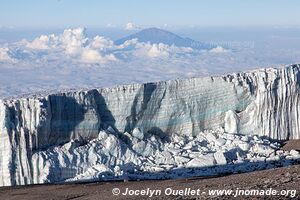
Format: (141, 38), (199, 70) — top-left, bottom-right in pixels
(31, 127), (299, 184)
(1, 64), (300, 186)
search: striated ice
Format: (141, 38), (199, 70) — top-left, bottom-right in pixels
(224, 110), (239, 134)
(1, 64), (300, 186)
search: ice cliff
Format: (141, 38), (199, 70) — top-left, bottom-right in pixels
(0, 64), (300, 186)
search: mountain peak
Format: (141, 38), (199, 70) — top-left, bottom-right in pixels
(115, 27), (213, 49)
(137, 27), (177, 35)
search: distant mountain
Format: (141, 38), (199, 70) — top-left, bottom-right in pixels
(115, 27), (214, 49)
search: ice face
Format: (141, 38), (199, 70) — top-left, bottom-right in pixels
(0, 64), (300, 186)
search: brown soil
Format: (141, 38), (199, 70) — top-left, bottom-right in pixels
(0, 165), (299, 200)
(282, 140), (300, 151)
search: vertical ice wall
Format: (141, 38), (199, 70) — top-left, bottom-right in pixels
(0, 64), (299, 186)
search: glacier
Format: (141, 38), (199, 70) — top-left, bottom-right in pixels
(0, 64), (300, 186)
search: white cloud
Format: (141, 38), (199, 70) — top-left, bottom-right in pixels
(117, 38), (138, 50)
(60, 27), (88, 55)
(0, 47), (14, 62)
(25, 27), (88, 55)
(23, 27), (118, 64)
(132, 42), (193, 58)
(147, 43), (170, 58)
(81, 49), (116, 64)
(209, 46), (229, 53)
(26, 34), (59, 50)
(91, 36), (114, 50)
(26, 35), (50, 50)
(81, 49), (102, 63)
(1, 27), (299, 98)
(5, 27), (198, 65)
(125, 22), (140, 30)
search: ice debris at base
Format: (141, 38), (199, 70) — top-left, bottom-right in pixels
(30, 127), (300, 184)
(2, 64), (300, 186)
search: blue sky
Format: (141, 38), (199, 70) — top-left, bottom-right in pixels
(1, 0), (300, 28)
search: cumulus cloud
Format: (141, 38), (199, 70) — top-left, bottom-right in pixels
(5, 27), (201, 66)
(0, 47), (14, 62)
(81, 49), (116, 63)
(25, 27), (88, 55)
(146, 43), (170, 58)
(117, 38), (138, 50)
(26, 34), (58, 50)
(26, 35), (50, 50)
(91, 36), (114, 50)
(81, 49), (102, 63)
(0, 27), (239, 69)
(132, 42), (194, 58)
(0, 48), (10, 60)
(22, 27), (119, 64)
(0, 27), (299, 98)
(125, 22), (140, 30)
(60, 27), (88, 55)
(209, 46), (229, 53)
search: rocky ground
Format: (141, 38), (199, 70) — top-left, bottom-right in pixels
(0, 141), (299, 200)
(282, 140), (300, 151)
(1, 165), (299, 200)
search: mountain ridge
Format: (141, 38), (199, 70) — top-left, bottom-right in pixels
(115, 27), (214, 49)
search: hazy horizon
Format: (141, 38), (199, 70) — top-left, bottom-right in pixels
(1, 0), (300, 28)
(1, 1), (300, 98)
